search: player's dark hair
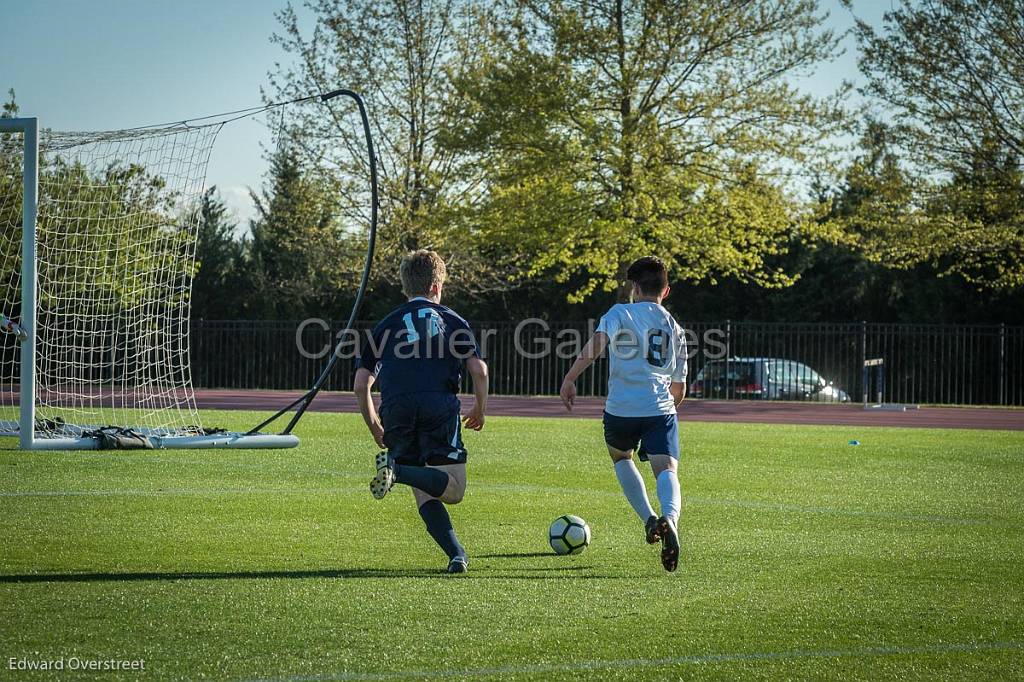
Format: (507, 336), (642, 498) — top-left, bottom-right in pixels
(626, 256), (669, 296)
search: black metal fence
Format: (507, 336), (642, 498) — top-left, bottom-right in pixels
(189, 320), (1024, 407)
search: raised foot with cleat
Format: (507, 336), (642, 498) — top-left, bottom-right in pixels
(369, 451), (394, 500)
(446, 556), (468, 574)
(656, 516), (679, 572)
(645, 515), (661, 544)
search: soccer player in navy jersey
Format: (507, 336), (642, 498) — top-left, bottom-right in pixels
(354, 250), (488, 574)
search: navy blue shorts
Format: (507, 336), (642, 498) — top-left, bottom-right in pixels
(602, 412), (680, 461)
(380, 393), (466, 467)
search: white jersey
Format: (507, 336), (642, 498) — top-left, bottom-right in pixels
(597, 302), (687, 418)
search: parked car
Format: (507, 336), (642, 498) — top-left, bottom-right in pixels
(688, 357), (850, 402)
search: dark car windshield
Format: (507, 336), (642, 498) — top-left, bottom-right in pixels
(699, 361), (755, 383)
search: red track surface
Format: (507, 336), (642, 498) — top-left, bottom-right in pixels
(194, 389), (1024, 431)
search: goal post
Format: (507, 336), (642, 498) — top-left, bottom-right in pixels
(0, 116), (297, 450)
(0, 117), (37, 449)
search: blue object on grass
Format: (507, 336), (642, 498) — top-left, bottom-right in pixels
(848, 440), (860, 446)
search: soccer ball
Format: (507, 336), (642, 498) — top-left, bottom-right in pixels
(548, 515), (591, 555)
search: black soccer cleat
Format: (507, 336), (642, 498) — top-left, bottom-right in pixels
(645, 515), (661, 544)
(657, 516), (679, 572)
(446, 556), (468, 574)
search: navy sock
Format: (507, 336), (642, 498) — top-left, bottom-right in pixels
(418, 499), (465, 560)
(393, 463), (449, 498)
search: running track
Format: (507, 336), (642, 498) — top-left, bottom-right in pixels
(194, 390), (1024, 431)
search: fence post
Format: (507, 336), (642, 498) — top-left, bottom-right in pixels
(860, 321), (867, 405)
(1000, 323), (1006, 406)
(725, 319), (732, 401)
(878, 362), (884, 405)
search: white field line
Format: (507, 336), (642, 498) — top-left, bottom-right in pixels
(250, 640), (1023, 682)
(481, 483), (1010, 527)
(683, 495), (1004, 527)
(0, 487), (354, 498)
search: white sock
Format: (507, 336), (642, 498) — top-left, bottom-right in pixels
(614, 459), (656, 522)
(656, 469), (681, 524)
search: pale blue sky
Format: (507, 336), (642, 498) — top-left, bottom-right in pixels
(1, 0), (891, 226)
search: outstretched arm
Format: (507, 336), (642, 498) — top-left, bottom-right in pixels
(464, 357), (488, 430)
(354, 367), (385, 448)
(560, 332), (609, 411)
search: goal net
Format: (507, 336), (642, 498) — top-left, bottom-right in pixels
(1, 119), (296, 449)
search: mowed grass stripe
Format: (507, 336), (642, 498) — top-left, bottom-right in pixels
(1, 484), (1014, 527)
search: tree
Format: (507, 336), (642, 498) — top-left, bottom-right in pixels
(855, 0), (1024, 170)
(1, 89), (22, 325)
(854, 0), (1024, 288)
(2, 158), (200, 317)
(245, 140), (360, 319)
(191, 187), (245, 319)
(670, 122), (1024, 324)
(268, 0), (513, 298)
(2, 89), (237, 323)
(444, 0), (847, 302)
(926, 138), (1024, 288)
(2, 88), (16, 118)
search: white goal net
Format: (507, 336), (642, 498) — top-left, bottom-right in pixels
(0, 120), (274, 448)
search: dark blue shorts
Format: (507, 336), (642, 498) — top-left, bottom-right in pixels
(380, 393), (466, 467)
(602, 412), (680, 461)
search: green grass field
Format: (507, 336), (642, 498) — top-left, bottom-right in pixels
(2, 411), (1023, 680)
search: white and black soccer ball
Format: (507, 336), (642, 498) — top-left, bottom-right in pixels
(548, 514), (591, 555)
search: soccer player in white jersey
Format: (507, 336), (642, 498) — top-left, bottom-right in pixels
(559, 256), (687, 572)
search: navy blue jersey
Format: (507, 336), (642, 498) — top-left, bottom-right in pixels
(358, 298), (479, 405)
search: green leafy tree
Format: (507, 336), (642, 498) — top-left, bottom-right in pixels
(739, 121), (1024, 323)
(854, 0), (1024, 170)
(854, 0), (1024, 288)
(926, 140), (1024, 288)
(3, 156), (198, 321)
(1, 90), (23, 329)
(269, 0), (511, 298)
(444, 0), (847, 302)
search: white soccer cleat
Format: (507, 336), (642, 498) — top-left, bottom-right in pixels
(370, 451), (394, 500)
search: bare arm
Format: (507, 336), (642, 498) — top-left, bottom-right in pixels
(670, 381), (686, 408)
(464, 357), (488, 430)
(354, 367), (384, 448)
(559, 332), (609, 410)
(670, 323), (688, 408)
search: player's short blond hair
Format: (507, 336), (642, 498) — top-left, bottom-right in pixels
(399, 249), (447, 297)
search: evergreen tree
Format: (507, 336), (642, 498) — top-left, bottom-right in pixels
(2, 88), (16, 118)
(191, 187), (245, 319)
(245, 139), (359, 320)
